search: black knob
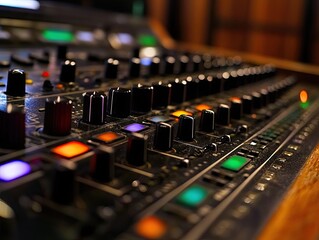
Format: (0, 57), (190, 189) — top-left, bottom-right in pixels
(260, 89), (269, 106)
(6, 69), (25, 96)
(149, 57), (161, 76)
(185, 76), (199, 100)
(104, 58), (119, 79)
(152, 81), (171, 109)
(51, 161), (76, 205)
(42, 79), (54, 92)
(170, 78), (187, 104)
(91, 146), (115, 182)
(154, 122), (173, 151)
(59, 59), (76, 83)
(198, 74), (212, 97)
(0, 104), (25, 149)
(129, 58), (141, 78)
(230, 98), (243, 120)
(216, 104), (230, 125)
(267, 86), (277, 103)
(163, 56), (176, 75)
(177, 55), (189, 74)
(177, 115), (195, 141)
(107, 87), (131, 118)
(190, 55), (202, 72)
(82, 92), (107, 125)
(199, 109), (215, 132)
(131, 84), (153, 113)
(127, 133), (148, 166)
(43, 97), (72, 136)
(252, 92), (262, 109)
(242, 95), (254, 114)
(57, 45), (68, 60)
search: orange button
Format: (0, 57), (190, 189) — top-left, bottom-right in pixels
(171, 110), (192, 118)
(135, 215), (167, 239)
(195, 104), (212, 111)
(93, 131), (124, 144)
(51, 141), (90, 159)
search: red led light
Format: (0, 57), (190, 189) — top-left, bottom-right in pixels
(51, 141), (90, 159)
(41, 71), (50, 78)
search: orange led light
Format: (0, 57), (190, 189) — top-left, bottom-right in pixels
(171, 110), (192, 118)
(135, 215), (167, 239)
(230, 97), (242, 103)
(300, 90), (308, 103)
(94, 131), (124, 143)
(51, 141), (90, 159)
(56, 83), (64, 89)
(196, 104), (212, 111)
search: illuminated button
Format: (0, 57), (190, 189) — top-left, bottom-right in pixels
(221, 155), (249, 172)
(122, 123), (149, 133)
(56, 83), (64, 89)
(41, 71), (50, 78)
(176, 185), (208, 208)
(93, 131), (125, 144)
(195, 104), (212, 111)
(26, 79), (33, 84)
(51, 141), (90, 159)
(147, 115), (170, 123)
(135, 215), (167, 239)
(171, 110), (192, 118)
(0, 160), (31, 182)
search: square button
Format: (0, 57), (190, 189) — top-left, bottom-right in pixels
(122, 123), (149, 133)
(176, 185), (208, 208)
(51, 141), (90, 159)
(221, 155), (249, 172)
(93, 131), (125, 144)
(171, 110), (192, 118)
(0, 160), (31, 182)
(146, 115), (171, 123)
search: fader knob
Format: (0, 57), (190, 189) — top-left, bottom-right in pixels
(0, 104), (25, 149)
(260, 89), (269, 106)
(186, 76), (199, 100)
(252, 92), (262, 109)
(82, 92), (107, 125)
(170, 78), (187, 104)
(230, 98), (243, 120)
(199, 109), (215, 132)
(242, 95), (254, 114)
(154, 122), (173, 151)
(51, 161), (76, 205)
(127, 133), (148, 166)
(149, 57), (161, 76)
(129, 58), (141, 78)
(91, 146), (115, 182)
(191, 55), (202, 72)
(131, 84), (153, 113)
(107, 87), (131, 118)
(177, 115), (195, 141)
(59, 60), (76, 83)
(104, 58), (119, 79)
(43, 97), (72, 136)
(163, 56), (176, 75)
(216, 104), (230, 125)
(6, 69), (25, 96)
(178, 55), (189, 74)
(152, 81), (171, 109)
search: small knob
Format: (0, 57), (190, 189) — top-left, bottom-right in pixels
(230, 98), (243, 120)
(177, 55), (189, 74)
(199, 109), (215, 132)
(163, 56), (176, 75)
(42, 79), (54, 92)
(185, 76), (199, 100)
(198, 74), (212, 97)
(82, 92), (107, 125)
(190, 55), (202, 72)
(129, 58), (141, 78)
(170, 78), (187, 104)
(252, 92), (262, 109)
(152, 81), (171, 109)
(104, 58), (119, 79)
(6, 69), (25, 96)
(43, 97), (72, 136)
(107, 87), (131, 118)
(242, 95), (254, 114)
(154, 122), (173, 151)
(51, 161), (76, 205)
(126, 133), (148, 166)
(90, 146), (115, 182)
(0, 104), (25, 149)
(149, 57), (161, 76)
(59, 59), (76, 83)
(216, 104), (230, 125)
(131, 84), (153, 114)
(260, 89), (269, 106)
(177, 115), (195, 141)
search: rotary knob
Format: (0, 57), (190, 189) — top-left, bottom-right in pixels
(177, 115), (195, 141)
(230, 98), (243, 120)
(252, 92), (262, 109)
(216, 104), (230, 125)
(0, 104), (25, 149)
(242, 95), (254, 114)
(154, 122), (173, 151)
(149, 57), (161, 76)
(6, 69), (26, 96)
(43, 97), (72, 136)
(104, 58), (119, 79)
(177, 55), (189, 74)
(199, 109), (215, 132)
(186, 76), (199, 100)
(170, 78), (187, 104)
(59, 59), (76, 83)
(90, 146), (115, 182)
(126, 133), (148, 166)
(107, 87), (131, 118)
(131, 84), (153, 114)
(82, 91), (107, 125)
(163, 56), (176, 75)
(152, 81), (171, 109)
(129, 58), (141, 78)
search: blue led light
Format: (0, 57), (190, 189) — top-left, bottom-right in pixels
(123, 123), (148, 133)
(0, 160), (31, 182)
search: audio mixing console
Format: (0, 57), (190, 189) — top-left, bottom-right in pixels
(0, 2), (319, 240)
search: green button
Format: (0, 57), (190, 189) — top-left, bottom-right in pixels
(176, 185), (208, 208)
(221, 155), (249, 172)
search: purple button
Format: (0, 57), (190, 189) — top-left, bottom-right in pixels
(0, 160), (31, 182)
(122, 123), (148, 133)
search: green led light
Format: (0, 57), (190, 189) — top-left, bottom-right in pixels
(42, 29), (74, 43)
(300, 101), (309, 109)
(221, 155), (249, 172)
(176, 185), (208, 208)
(138, 34), (157, 46)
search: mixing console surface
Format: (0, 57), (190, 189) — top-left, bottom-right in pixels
(0, 2), (319, 240)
